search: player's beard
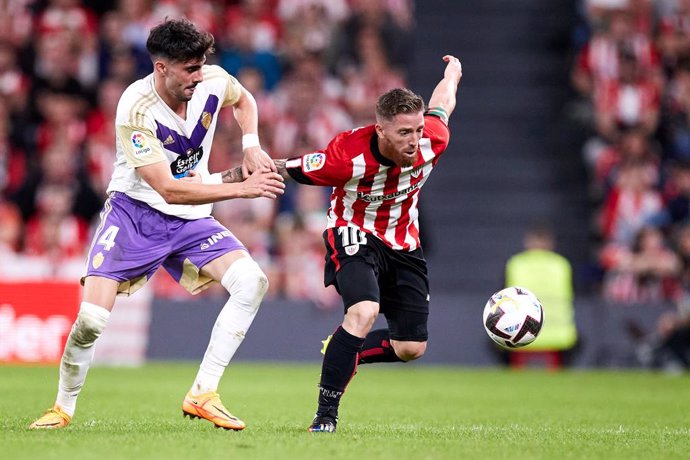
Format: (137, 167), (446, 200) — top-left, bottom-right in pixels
(397, 151), (418, 168)
(177, 85), (196, 102)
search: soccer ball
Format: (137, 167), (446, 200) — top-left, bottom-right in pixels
(482, 286), (544, 349)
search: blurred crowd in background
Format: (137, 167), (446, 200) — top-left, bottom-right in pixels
(572, 0), (690, 364)
(0, 0), (415, 309)
(572, 0), (690, 305)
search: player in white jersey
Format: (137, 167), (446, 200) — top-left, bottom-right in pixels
(30, 18), (284, 431)
(108, 62), (245, 219)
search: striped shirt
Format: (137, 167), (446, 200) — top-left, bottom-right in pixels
(285, 114), (450, 251)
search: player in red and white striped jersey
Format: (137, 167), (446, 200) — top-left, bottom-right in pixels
(280, 101), (449, 252)
(218, 54), (461, 432)
(286, 55), (462, 432)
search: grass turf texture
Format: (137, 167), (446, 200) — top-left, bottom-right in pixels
(1, 363), (688, 460)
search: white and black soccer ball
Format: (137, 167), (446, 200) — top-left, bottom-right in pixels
(482, 286), (544, 349)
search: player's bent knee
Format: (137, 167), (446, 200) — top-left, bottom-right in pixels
(350, 306), (379, 324)
(220, 257), (268, 313)
(344, 301), (379, 335)
(71, 302), (110, 347)
(393, 341), (427, 362)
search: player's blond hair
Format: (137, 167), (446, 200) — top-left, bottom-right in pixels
(375, 88), (425, 122)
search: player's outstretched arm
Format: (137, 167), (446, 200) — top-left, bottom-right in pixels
(220, 166), (245, 183)
(274, 159), (291, 181)
(427, 55), (463, 119)
(137, 161), (284, 204)
(216, 159), (292, 184)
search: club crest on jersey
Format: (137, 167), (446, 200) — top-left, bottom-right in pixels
(201, 112), (212, 130)
(344, 244), (359, 256)
(303, 153), (325, 173)
(131, 131), (151, 156)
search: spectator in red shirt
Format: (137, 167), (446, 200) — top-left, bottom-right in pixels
(594, 48), (660, 143)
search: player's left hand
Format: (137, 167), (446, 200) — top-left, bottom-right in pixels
(180, 170), (202, 183)
(242, 147), (277, 178)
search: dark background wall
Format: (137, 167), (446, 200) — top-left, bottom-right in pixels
(147, 295), (672, 367)
(413, 0), (591, 296)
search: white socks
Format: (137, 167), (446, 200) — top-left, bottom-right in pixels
(191, 258), (268, 395)
(52, 258), (268, 417)
(56, 302), (111, 417)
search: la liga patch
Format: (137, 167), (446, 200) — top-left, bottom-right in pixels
(131, 131), (152, 156)
(303, 153), (326, 172)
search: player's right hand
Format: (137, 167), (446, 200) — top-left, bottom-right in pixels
(442, 55), (462, 83)
(240, 168), (285, 199)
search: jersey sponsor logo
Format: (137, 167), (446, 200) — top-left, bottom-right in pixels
(303, 153), (325, 172)
(131, 131), (152, 156)
(170, 146), (204, 179)
(357, 181), (421, 203)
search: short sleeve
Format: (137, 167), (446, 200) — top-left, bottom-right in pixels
(203, 65), (242, 107)
(285, 135), (353, 187)
(199, 65), (242, 107)
(423, 114), (450, 156)
(223, 74), (242, 107)
(116, 125), (166, 168)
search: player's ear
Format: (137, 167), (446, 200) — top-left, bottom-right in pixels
(375, 123), (384, 137)
(154, 60), (167, 75)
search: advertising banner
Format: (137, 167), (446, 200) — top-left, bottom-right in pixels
(0, 282), (80, 363)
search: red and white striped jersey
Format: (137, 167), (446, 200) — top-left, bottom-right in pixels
(285, 114), (450, 251)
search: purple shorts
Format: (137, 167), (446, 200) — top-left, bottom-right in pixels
(84, 192), (246, 296)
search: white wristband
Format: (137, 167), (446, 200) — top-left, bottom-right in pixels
(242, 133), (260, 150)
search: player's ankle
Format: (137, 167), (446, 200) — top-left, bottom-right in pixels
(316, 404), (339, 418)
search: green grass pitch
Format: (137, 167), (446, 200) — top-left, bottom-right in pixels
(1, 363), (688, 459)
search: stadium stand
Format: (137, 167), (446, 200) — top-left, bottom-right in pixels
(3, 0), (689, 368)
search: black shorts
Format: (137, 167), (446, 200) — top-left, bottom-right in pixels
(323, 227), (429, 342)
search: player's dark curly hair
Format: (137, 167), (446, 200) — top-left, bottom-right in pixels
(375, 88), (425, 121)
(146, 18), (215, 63)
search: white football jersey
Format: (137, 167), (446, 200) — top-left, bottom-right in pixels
(107, 64), (242, 219)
